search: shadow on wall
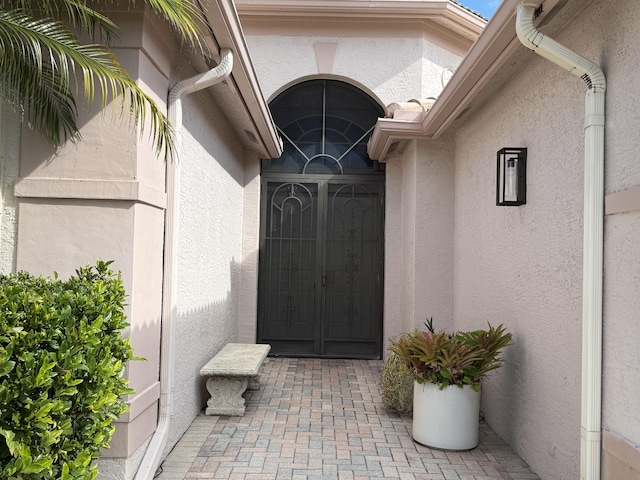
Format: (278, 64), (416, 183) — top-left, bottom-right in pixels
(494, 335), (523, 444)
(17, 93), (158, 178)
(166, 258), (243, 450)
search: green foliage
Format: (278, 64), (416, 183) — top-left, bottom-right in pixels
(389, 318), (512, 392)
(0, 260), (135, 479)
(380, 351), (414, 414)
(0, 0), (205, 160)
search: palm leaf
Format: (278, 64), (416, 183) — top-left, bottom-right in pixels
(145, 0), (204, 52)
(0, 9), (174, 158)
(12, 55), (78, 145)
(2, 0), (118, 41)
(62, 0), (119, 42)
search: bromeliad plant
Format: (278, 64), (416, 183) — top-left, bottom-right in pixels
(389, 318), (512, 391)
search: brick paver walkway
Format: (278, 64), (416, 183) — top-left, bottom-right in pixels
(156, 358), (540, 480)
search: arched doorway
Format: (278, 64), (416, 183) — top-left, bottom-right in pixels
(257, 79), (385, 358)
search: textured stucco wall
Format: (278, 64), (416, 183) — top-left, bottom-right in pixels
(593, 0), (640, 473)
(449, 0), (640, 478)
(400, 141), (418, 334)
(15, 130), (166, 428)
(237, 157), (262, 344)
(166, 76), (249, 453)
(383, 137), (455, 347)
(0, 104), (20, 274)
(603, 212), (640, 442)
(243, 27), (464, 106)
(383, 153), (406, 344)
(451, 21), (586, 480)
(413, 139), (455, 331)
(98, 437), (150, 480)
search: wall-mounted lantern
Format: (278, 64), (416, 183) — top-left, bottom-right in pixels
(496, 147), (527, 206)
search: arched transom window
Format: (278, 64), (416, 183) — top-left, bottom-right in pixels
(262, 79), (384, 175)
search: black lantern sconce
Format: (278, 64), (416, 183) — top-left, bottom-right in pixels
(496, 147), (527, 206)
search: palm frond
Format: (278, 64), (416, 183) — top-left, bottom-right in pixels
(145, 0), (204, 52)
(0, 9), (174, 159)
(62, 0), (118, 42)
(21, 61), (79, 145)
(1, 0), (118, 41)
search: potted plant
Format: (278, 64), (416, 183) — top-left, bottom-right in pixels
(389, 318), (512, 450)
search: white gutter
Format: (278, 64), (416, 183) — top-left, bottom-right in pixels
(516, 4), (605, 480)
(134, 48), (234, 480)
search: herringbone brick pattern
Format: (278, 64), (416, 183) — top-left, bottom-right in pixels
(157, 358), (540, 480)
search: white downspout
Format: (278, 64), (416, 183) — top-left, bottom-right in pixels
(516, 4), (605, 480)
(134, 48), (233, 480)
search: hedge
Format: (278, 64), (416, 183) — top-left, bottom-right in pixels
(0, 260), (135, 479)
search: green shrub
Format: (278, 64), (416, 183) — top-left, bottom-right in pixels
(380, 350), (414, 414)
(0, 260), (135, 479)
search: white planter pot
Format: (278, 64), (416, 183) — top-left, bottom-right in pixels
(412, 381), (481, 450)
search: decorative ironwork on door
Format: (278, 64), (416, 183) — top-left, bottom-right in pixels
(260, 182), (318, 353)
(323, 182), (383, 357)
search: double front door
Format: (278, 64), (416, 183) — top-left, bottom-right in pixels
(257, 175), (384, 358)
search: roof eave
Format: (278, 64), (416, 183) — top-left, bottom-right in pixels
(368, 0), (570, 161)
(421, 0), (540, 138)
(201, 0), (283, 158)
(368, 117), (427, 161)
(235, 0), (486, 40)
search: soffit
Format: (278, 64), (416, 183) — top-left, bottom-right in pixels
(234, 0), (486, 42)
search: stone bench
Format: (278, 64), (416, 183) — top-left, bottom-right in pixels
(199, 343), (271, 416)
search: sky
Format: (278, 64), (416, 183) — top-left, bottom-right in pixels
(457, 0), (502, 19)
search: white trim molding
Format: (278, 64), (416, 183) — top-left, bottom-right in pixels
(235, 0), (486, 41)
(605, 185), (640, 215)
(14, 177), (167, 209)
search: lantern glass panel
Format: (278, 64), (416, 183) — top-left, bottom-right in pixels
(496, 148), (527, 206)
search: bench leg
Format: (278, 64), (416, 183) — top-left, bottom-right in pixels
(248, 375), (260, 391)
(204, 377), (248, 416)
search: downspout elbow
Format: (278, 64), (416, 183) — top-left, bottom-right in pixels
(516, 3), (605, 93)
(169, 49), (234, 110)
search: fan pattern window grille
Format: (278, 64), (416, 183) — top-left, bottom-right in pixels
(263, 80), (383, 175)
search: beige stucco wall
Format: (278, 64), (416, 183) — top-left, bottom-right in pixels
(243, 23), (466, 107)
(384, 137), (456, 346)
(1, 8), (271, 477)
(451, 25), (587, 480)
(165, 72), (253, 452)
(237, 157), (262, 344)
(0, 104), (20, 274)
(412, 139), (455, 331)
(594, 0), (640, 477)
(443, 0), (640, 478)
